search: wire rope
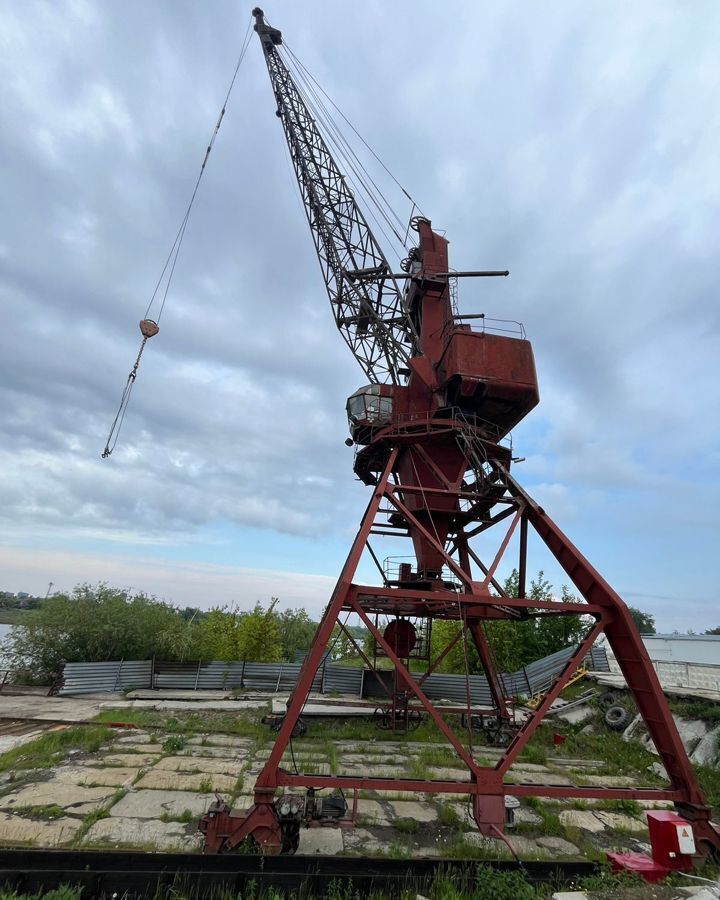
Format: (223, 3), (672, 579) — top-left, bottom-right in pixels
(281, 49), (408, 261)
(283, 42), (426, 222)
(101, 18), (253, 459)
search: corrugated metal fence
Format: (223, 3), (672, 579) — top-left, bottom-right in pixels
(59, 645), (608, 700)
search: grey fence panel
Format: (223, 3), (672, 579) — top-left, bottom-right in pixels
(322, 665), (363, 695)
(589, 646), (610, 672)
(60, 660), (152, 695)
(418, 672), (493, 706)
(59, 646), (609, 698)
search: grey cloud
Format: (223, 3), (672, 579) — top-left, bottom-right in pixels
(1, 1), (719, 629)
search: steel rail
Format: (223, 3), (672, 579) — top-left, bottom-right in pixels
(0, 848), (599, 897)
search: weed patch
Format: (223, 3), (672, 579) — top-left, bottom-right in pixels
(437, 802), (463, 829)
(159, 808), (194, 824)
(0, 727), (113, 773)
(161, 735), (186, 754)
(392, 817), (419, 835)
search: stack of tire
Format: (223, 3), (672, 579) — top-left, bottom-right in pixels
(598, 690), (631, 732)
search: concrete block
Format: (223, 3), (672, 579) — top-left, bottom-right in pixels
(691, 724), (720, 766)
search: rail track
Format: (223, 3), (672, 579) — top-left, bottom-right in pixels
(0, 848), (599, 897)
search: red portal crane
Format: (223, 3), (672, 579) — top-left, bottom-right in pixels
(199, 9), (719, 858)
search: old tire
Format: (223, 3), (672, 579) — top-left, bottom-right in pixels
(598, 691), (619, 709)
(604, 705), (631, 731)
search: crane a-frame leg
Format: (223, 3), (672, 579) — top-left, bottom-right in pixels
(199, 451), (719, 857)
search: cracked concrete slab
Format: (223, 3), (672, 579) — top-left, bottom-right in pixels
(536, 835), (580, 855)
(341, 827), (387, 855)
(110, 789), (211, 819)
(98, 753), (161, 767)
(355, 799), (388, 825)
(113, 742), (163, 755)
(186, 735), (254, 749)
(463, 832), (544, 857)
(558, 809), (606, 833)
(152, 756), (242, 776)
(0, 813), (81, 847)
(298, 827), (344, 854)
(388, 800), (438, 822)
(0, 782), (117, 815)
(594, 810), (647, 832)
(53, 766), (139, 788)
(83, 816), (203, 851)
(134, 770), (236, 792)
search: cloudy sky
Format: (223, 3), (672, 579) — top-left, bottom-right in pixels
(1, 1), (718, 632)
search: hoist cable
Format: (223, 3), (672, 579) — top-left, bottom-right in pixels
(280, 45), (411, 258)
(282, 50), (407, 261)
(283, 42), (426, 222)
(101, 18), (253, 459)
(147, 18), (254, 324)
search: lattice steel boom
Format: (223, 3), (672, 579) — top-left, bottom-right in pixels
(253, 9), (415, 385)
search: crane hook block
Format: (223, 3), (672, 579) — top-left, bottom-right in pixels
(139, 319), (159, 339)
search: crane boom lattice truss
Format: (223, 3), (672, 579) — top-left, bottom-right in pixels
(254, 13), (414, 385)
(199, 9), (719, 859)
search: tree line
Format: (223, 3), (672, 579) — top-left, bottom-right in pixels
(0, 578), (675, 682)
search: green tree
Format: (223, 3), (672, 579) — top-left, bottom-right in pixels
(421, 573), (593, 677)
(277, 609), (317, 661)
(198, 601), (282, 663)
(428, 620), (481, 675)
(1, 583), (198, 679)
(705, 626), (720, 635)
(627, 606), (656, 634)
(237, 602), (282, 662)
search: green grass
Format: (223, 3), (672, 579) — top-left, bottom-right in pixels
(0, 608), (30, 625)
(162, 735), (186, 754)
(523, 797), (564, 836)
(406, 757), (432, 780)
(0, 888), (83, 900)
(417, 745), (460, 768)
(392, 817), (419, 835)
(696, 761), (720, 813)
(159, 808), (194, 824)
(437, 802), (463, 829)
(0, 726), (113, 773)
(92, 708), (268, 742)
(597, 798), (643, 816)
(669, 696), (720, 724)
(11, 804), (63, 820)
